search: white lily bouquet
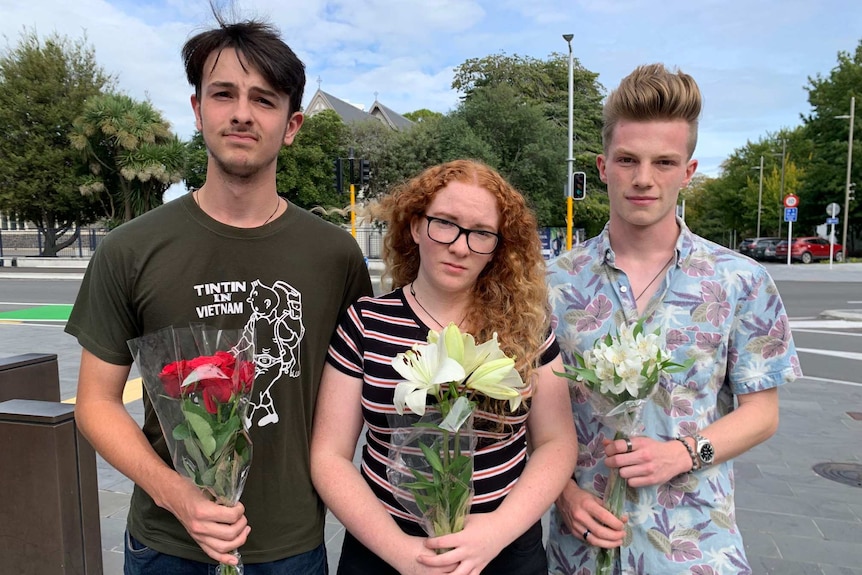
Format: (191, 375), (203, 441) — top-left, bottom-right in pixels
(386, 323), (525, 540)
(558, 319), (692, 575)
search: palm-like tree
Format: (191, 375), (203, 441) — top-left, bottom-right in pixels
(71, 93), (185, 225)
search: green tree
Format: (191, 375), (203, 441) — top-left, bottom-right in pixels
(801, 40), (862, 254)
(454, 83), (566, 225)
(277, 109), (350, 217)
(71, 93), (185, 226)
(0, 31), (112, 255)
(451, 52), (605, 227)
(452, 52), (604, 155)
(403, 108), (443, 123)
(184, 131), (208, 192)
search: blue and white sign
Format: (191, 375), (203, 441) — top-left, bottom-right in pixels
(826, 217), (839, 225)
(784, 207), (798, 222)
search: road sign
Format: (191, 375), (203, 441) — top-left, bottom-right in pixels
(784, 207), (798, 222)
(826, 202), (841, 217)
(827, 217), (839, 225)
(784, 194), (800, 208)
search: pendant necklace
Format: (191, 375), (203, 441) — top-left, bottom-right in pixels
(409, 282), (465, 329)
(262, 196), (282, 225)
(194, 190), (281, 225)
(634, 254), (675, 302)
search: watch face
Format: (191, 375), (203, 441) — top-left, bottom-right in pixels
(699, 441), (715, 464)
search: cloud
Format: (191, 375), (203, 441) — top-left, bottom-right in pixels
(1, 0), (860, 182)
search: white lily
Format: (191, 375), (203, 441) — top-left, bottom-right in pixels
(392, 339), (466, 415)
(465, 357), (524, 411)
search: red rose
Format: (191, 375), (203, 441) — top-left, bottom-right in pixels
(213, 351), (236, 372)
(236, 360), (255, 393)
(158, 360), (186, 398)
(201, 378), (233, 414)
(187, 354), (216, 370)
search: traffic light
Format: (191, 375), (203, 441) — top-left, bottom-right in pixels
(850, 182), (856, 201)
(334, 158), (343, 194)
(360, 159), (371, 185)
(572, 171), (586, 200)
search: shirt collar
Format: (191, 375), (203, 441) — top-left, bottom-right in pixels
(598, 216), (694, 267)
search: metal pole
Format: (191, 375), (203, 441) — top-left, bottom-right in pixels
(778, 139), (786, 236)
(756, 155), (763, 238)
(842, 96), (854, 257)
(563, 34), (574, 251)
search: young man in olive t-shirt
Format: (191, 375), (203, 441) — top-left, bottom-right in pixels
(66, 14), (372, 574)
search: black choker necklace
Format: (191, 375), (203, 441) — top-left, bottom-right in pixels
(409, 282), (465, 329)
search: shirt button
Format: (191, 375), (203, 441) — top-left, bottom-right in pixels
(620, 285), (628, 293)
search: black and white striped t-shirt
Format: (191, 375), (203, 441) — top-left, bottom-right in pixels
(326, 288), (559, 529)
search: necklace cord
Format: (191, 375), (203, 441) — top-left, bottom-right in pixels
(194, 190), (281, 226)
(409, 282), (466, 329)
(634, 254), (675, 302)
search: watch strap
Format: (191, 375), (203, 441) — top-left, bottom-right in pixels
(675, 436), (699, 472)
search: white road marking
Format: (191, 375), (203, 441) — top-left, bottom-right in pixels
(795, 347), (862, 361)
(800, 375), (862, 388)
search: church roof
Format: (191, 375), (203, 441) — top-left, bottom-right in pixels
(305, 89), (414, 130)
(305, 89), (373, 123)
(369, 100), (414, 130)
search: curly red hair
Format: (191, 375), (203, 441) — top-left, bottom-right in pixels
(377, 160), (550, 387)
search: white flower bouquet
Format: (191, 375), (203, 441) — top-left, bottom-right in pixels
(386, 323), (524, 541)
(559, 319), (691, 575)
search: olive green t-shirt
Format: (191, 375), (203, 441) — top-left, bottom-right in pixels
(66, 193), (372, 563)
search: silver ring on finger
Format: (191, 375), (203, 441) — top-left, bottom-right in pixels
(583, 528), (591, 541)
(624, 437), (633, 453)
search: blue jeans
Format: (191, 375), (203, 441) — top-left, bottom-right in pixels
(124, 530), (329, 574)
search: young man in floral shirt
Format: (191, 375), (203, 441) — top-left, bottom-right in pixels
(546, 63), (802, 575)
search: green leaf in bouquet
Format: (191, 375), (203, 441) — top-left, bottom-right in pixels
(183, 437), (209, 477)
(200, 464), (217, 488)
(172, 421), (192, 441)
(418, 441), (445, 474)
(213, 416), (241, 448)
(184, 411), (217, 457)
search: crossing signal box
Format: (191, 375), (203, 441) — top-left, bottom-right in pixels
(572, 171), (586, 200)
(360, 159), (371, 185)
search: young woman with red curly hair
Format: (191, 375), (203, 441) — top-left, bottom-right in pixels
(311, 159), (577, 575)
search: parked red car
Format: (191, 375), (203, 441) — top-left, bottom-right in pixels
(774, 237), (844, 263)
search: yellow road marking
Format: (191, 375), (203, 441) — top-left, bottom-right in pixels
(62, 377), (144, 405)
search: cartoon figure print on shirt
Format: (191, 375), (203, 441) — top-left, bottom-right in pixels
(235, 280), (305, 428)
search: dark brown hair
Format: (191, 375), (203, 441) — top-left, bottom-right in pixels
(182, 12), (305, 115)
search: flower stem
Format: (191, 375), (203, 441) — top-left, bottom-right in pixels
(595, 431), (628, 575)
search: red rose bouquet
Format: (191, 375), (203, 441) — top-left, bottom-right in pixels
(128, 324), (256, 575)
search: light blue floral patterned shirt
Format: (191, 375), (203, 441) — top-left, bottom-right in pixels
(546, 220), (802, 575)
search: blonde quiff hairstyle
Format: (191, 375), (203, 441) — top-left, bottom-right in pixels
(377, 159), (550, 392)
(602, 63), (702, 159)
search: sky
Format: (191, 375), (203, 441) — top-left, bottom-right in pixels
(2, 0), (860, 201)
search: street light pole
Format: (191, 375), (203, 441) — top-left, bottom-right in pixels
(756, 155), (764, 237)
(840, 96), (855, 255)
(563, 33), (574, 250)
(777, 139), (786, 236)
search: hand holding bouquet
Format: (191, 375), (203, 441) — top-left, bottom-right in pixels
(387, 323), (525, 540)
(128, 324), (256, 575)
(559, 319), (691, 575)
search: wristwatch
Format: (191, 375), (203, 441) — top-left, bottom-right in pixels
(693, 433), (715, 467)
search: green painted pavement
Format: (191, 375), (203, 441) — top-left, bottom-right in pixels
(0, 304), (73, 321)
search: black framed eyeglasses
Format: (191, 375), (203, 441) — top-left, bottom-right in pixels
(424, 216), (500, 254)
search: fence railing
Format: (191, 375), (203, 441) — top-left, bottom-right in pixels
(0, 228), (110, 258)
